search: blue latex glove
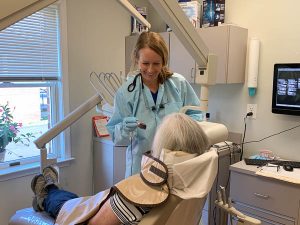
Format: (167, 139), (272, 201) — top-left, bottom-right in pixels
(123, 117), (138, 132)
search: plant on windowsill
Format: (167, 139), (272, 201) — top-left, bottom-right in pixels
(0, 102), (35, 153)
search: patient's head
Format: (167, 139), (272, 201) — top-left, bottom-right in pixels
(151, 113), (209, 158)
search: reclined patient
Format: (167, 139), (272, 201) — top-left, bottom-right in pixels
(30, 113), (218, 225)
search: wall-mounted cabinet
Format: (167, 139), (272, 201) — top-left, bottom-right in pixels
(125, 25), (248, 84)
(168, 32), (196, 83)
(169, 25), (248, 84)
(197, 25), (248, 83)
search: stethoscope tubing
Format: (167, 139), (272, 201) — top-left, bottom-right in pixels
(127, 73), (144, 92)
(127, 73), (167, 114)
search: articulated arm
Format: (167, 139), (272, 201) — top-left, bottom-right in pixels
(34, 94), (102, 171)
(118, 0), (218, 111)
(147, 0), (218, 111)
(118, 0), (151, 29)
(215, 188), (261, 225)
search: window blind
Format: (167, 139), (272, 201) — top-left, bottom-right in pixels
(0, 5), (60, 81)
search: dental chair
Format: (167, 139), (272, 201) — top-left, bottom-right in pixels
(139, 195), (206, 225)
(10, 189), (262, 225)
(9, 194), (206, 225)
(8, 100), (229, 225)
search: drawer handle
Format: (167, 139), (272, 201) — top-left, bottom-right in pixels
(254, 192), (269, 199)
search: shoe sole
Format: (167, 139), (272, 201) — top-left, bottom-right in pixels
(43, 165), (59, 184)
(31, 174), (43, 194)
(32, 196), (42, 212)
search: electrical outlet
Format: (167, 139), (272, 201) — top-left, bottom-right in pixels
(247, 104), (257, 119)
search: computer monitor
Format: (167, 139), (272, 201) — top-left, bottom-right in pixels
(272, 63), (300, 115)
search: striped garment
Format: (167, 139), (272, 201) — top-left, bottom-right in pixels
(109, 192), (150, 224)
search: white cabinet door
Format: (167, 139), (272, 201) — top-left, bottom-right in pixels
(197, 25), (248, 84)
(169, 32), (196, 83)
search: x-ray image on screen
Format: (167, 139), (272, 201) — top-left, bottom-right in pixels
(272, 64), (300, 115)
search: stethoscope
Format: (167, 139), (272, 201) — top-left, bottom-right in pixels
(127, 73), (167, 111)
(142, 89), (166, 111)
(127, 73), (144, 92)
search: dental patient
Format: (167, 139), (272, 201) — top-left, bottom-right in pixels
(31, 113), (218, 225)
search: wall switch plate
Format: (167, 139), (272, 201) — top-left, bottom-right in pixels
(247, 104), (257, 119)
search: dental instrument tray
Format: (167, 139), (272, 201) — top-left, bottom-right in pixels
(244, 158), (300, 168)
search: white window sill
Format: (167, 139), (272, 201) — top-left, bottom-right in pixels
(0, 157), (75, 182)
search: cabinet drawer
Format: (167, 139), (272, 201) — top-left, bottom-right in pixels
(233, 201), (295, 225)
(230, 171), (300, 218)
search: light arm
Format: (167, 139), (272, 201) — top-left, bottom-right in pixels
(147, 0), (208, 68)
(119, 0), (212, 70)
(118, 0), (151, 29)
(147, 0), (218, 112)
(118, 0), (218, 112)
(34, 94), (103, 171)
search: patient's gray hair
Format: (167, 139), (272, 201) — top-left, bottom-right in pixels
(151, 113), (209, 158)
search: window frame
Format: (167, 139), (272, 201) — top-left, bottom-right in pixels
(0, 0), (71, 180)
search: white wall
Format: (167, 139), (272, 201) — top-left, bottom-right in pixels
(0, 0), (130, 223)
(65, 0), (130, 195)
(208, 0), (300, 160)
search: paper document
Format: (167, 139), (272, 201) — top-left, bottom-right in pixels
(256, 164), (300, 185)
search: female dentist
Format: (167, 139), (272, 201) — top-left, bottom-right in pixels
(106, 31), (201, 177)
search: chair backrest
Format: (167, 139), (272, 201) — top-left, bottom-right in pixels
(139, 194), (207, 225)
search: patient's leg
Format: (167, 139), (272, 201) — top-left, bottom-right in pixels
(43, 184), (78, 219)
(31, 165), (78, 219)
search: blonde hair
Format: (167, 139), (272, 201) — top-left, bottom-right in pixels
(130, 31), (173, 83)
(151, 113), (209, 158)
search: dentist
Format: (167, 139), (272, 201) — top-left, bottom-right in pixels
(106, 31), (201, 177)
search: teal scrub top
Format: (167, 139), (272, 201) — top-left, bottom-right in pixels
(106, 73), (201, 177)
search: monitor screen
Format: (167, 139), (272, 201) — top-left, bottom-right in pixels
(272, 63), (300, 115)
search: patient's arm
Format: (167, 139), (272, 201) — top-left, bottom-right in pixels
(88, 200), (121, 225)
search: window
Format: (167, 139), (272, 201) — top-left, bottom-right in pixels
(0, 2), (69, 170)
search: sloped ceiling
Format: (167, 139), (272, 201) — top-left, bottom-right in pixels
(0, 0), (57, 31)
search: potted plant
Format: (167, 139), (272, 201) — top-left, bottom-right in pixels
(0, 102), (35, 152)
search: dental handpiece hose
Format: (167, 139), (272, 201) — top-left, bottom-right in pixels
(129, 120), (146, 175)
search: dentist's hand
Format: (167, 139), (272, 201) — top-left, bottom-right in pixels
(123, 117), (138, 132)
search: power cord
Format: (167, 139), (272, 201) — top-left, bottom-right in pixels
(240, 112), (253, 160)
(239, 112), (300, 159)
(241, 123), (300, 145)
